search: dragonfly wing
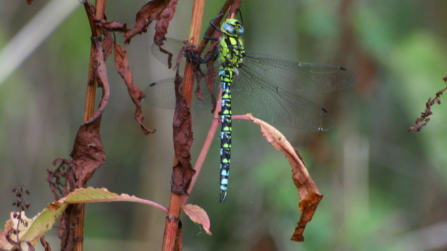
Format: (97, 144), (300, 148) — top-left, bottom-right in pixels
(243, 53), (355, 94)
(232, 66), (334, 131)
(144, 77), (177, 109)
(151, 38), (186, 69)
(144, 74), (216, 111)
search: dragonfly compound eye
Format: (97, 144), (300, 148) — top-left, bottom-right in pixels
(222, 19), (244, 37)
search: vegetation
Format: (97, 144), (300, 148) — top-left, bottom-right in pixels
(0, 0), (447, 250)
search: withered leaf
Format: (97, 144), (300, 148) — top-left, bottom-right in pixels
(69, 38), (108, 185)
(84, 37), (110, 125)
(154, 0), (178, 42)
(70, 117), (105, 187)
(0, 214), (15, 250)
(172, 72), (195, 195)
(65, 38), (107, 189)
(194, 75), (204, 103)
(83, 1), (127, 40)
(114, 43), (155, 134)
(26, 0), (33, 4)
(124, 0), (173, 44)
(97, 20), (128, 32)
(101, 29), (114, 61)
(246, 114), (323, 242)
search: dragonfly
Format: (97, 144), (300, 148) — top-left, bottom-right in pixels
(146, 17), (355, 203)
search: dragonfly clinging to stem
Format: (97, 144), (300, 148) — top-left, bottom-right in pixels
(146, 10), (355, 203)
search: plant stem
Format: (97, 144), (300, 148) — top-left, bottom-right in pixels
(161, 1), (206, 250)
(161, 0), (209, 249)
(74, 1), (106, 251)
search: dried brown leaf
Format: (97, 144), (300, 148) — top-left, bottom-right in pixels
(98, 20), (128, 32)
(124, 0), (171, 44)
(172, 73), (195, 195)
(101, 30), (114, 61)
(114, 43), (155, 134)
(154, 0), (178, 41)
(246, 114), (323, 242)
(82, 1), (126, 57)
(70, 116), (105, 187)
(83, 1), (127, 33)
(182, 204), (211, 235)
(0, 215), (15, 250)
(84, 37), (110, 125)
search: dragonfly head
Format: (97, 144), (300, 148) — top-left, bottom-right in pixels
(221, 19), (244, 37)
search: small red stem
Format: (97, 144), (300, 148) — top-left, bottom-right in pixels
(182, 87), (223, 205)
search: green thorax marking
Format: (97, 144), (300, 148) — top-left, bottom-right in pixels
(219, 19), (246, 69)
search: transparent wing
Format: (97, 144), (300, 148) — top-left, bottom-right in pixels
(151, 38), (186, 69)
(242, 53), (355, 94)
(232, 66), (333, 131)
(144, 73), (218, 111)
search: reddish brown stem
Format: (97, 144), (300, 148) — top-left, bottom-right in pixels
(162, 1), (206, 250)
(74, 1), (106, 251)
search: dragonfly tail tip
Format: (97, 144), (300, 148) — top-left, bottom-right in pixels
(220, 191), (227, 203)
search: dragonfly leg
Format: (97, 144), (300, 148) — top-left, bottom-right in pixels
(184, 48), (218, 64)
(236, 6), (244, 24)
(204, 8), (224, 41)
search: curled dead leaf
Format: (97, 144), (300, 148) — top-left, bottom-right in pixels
(171, 73), (195, 195)
(84, 37), (110, 125)
(70, 115), (105, 188)
(102, 29), (114, 61)
(124, 0), (174, 44)
(114, 43), (155, 134)
(154, 0), (178, 42)
(244, 114), (323, 242)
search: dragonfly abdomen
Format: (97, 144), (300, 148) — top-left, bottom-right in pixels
(218, 19), (245, 203)
(219, 67), (234, 203)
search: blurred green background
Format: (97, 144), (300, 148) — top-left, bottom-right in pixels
(1, 0), (447, 250)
